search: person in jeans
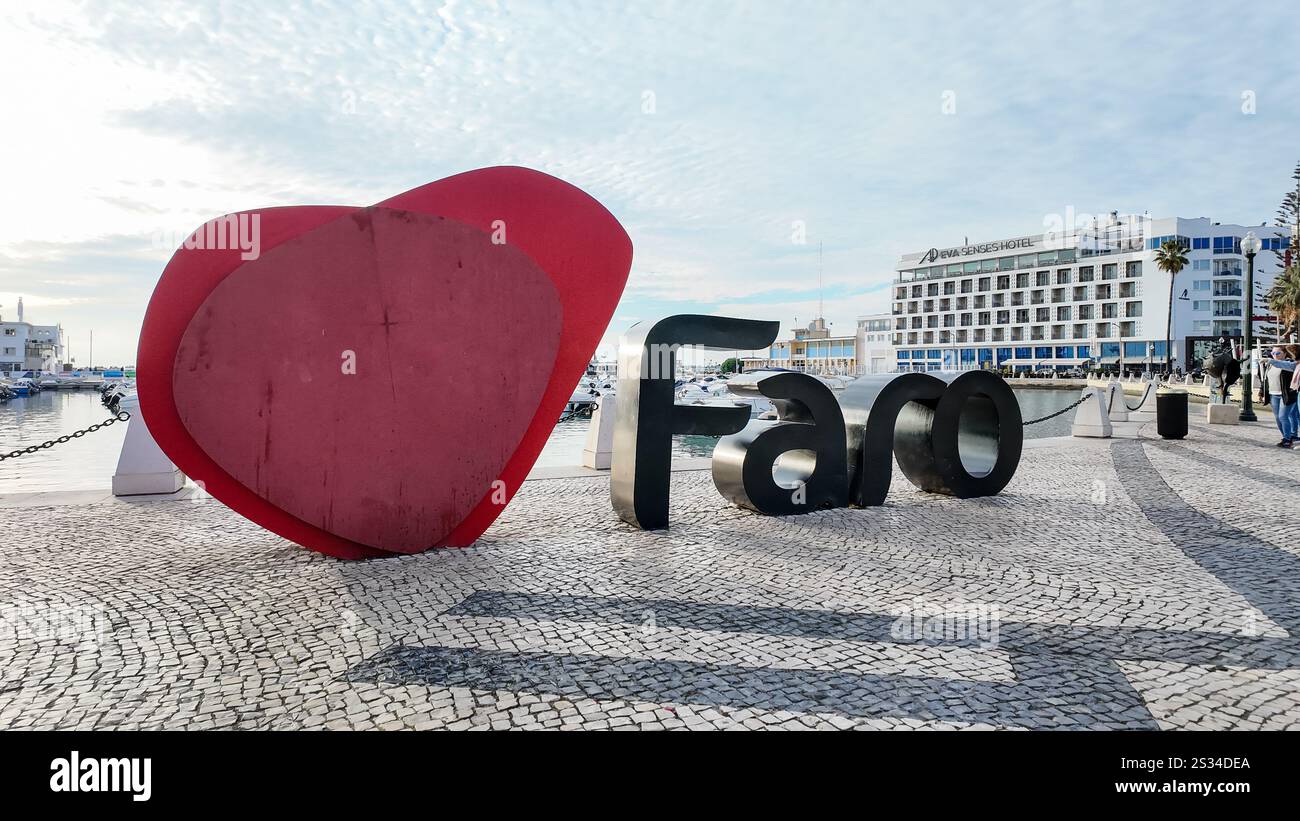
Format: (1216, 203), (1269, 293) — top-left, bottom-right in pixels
(1287, 344), (1300, 445)
(1261, 346), (1298, 447)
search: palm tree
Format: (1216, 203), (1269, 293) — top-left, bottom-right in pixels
(1154, 239), (1189, 376)
(1266, 264), (1300, 341)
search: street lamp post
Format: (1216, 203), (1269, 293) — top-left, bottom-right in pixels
(1239, 231), (1261, 422)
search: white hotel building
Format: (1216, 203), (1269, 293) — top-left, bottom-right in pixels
(890, 215), (1292, 374)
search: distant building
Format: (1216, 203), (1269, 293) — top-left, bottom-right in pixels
(856, 313), (894, 374)
(741, 317), (857, 375)
(891, 215), (1291, 372)
(0, 298), (65, 373)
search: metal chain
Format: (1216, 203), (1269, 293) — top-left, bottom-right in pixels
(0, 410), (131, 461)
(1022, 396), (1088, 426)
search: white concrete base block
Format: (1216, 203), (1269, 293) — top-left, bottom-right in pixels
(1072, 387), (1113, 438)
(1127, 383), (1159, 423)
(581, 394), (617, 470)
(1105, 381), (1129, 422)
(113, 395), (185, 496)
(1206, 403), (1239, 425)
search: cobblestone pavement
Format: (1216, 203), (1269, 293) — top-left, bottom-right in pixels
(2, 418), (1299, 730)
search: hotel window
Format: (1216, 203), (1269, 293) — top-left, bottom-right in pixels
(996, 275), (1011, 290)
(1193, 320), (1211, 333)
(1150, 235), (1190, 250)
(946, 264), (962, 275)
(1126, 303), (1142, 318)
(1102, 303), (1118, 319)
(1035, 271), (1050, 287)
(1016, 273), (1030, 288)
(896, 287), (908, 299)
(1212, 236), (1240, 254)
(960, 279), (974, 293)
(943, 281), (956, 295)
(1213, 259), (1242, 277)
(978, 277), (991, 291)
(1125, 261), (1142, 277)
(1119, 322), (1136, 338)
(1037, 251), (1058, 266)
(978, 311), (991, 325)
(1192, 259), (1210, 271)
(1073, 324), (1088, 339)
(980, 259), (996, 273)
(1078, 266), (1094, 282)
(928, 283), (940, 296)
(1102, 263), (1118, 280)
(940, 298), (952, 311)
(1056, 269), (1071, 284)
(998, 257), (1016, 271)
(960, 313), (972, 326)
(963, 261), (980, 274)
(1016, 254), (1036, 269)
(1193, 300), (1211, 311)
(1193, 280), (1210, 291)
(1015, 309), (1029, 324)
(1192, 237), (1209, 250)
(1078, 305), (1094, 320)
(996, 310), (1010, 324)
(924, 300), (934, 312)
(912, 285), (923, 298)
(1118, 282), (1137, 299)
(1057, 306), (1072, 321)
(1035, 307), (1050, 322)
(973, 295), (986, 309)
(1096, 284), (1112, 300)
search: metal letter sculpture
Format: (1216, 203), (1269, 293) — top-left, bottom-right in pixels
(612, 321), (1023, 529)
(711, 372), (848, 514)
(840, 370), (1022, 504)
(610, 315), (779, 529)
(138, 167), (632, 559)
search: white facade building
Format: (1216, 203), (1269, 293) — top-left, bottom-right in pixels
(890, 215), (1290, 373)
(1, 299), (66, 373)
(856, 313), (894, 374)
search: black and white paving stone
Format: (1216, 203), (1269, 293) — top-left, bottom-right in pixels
(1, 418), (1298, 730)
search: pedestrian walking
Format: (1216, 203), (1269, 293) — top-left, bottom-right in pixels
(1261, 346), (1298, 448)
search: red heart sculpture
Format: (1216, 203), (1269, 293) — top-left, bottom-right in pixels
(138, 167), (632, 559)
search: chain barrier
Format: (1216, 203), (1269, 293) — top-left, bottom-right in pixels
(0, 411), (131, 461)
(1022, 396), (1088, 426)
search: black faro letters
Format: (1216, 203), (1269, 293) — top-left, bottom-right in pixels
(610, 315), (1023, 529)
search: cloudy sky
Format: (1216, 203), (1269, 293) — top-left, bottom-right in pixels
(2, 0), (1298, 366)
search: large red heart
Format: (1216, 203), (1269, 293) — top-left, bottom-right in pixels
(138, 167), (632, 559)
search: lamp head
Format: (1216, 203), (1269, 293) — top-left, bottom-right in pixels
(1241, 231), (1261, 256)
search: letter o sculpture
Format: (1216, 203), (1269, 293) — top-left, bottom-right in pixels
(890, 370), (1023, 498)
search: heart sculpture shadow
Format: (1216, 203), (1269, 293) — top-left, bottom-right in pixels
(138, 167), (632, 559)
